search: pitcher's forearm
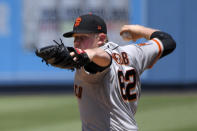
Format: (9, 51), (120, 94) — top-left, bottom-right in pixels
(85, 48), (111, 67)
(120, 25), (159, 40)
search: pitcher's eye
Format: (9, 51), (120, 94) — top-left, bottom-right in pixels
(80, 36), (88, 41)
(75, 36), (89, 41)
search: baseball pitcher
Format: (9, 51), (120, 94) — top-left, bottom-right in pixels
(35, 14), (176, 131)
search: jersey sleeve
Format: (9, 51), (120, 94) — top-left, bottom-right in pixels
(99, 42), (118, 55)
(150, 31), (176, 58)
(125, 38), (164, 74)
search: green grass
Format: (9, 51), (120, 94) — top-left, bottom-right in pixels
(136, 93), (197, 131)
(0, 93), (197, 131)
(0, 94), (81, 131)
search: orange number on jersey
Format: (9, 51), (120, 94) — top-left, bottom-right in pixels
(118, 69), (137, 101)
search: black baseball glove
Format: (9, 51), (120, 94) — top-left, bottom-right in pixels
(35, 39), (90, 70)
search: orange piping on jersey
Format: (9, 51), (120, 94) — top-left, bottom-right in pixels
(148, 38), (163, 68)
(137, 43), (148, 46)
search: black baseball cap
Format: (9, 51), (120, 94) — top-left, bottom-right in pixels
(63, 14), (107, 38)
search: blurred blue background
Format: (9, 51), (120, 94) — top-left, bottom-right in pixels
(0, 0), (196, 87)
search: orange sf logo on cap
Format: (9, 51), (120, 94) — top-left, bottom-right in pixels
(74, 17), (82, 27)
(97, 26), (102, 30)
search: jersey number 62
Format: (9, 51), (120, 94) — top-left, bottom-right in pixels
(118, 69), (137, 101)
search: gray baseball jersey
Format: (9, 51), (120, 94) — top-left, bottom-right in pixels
(74, 38), (163, 131)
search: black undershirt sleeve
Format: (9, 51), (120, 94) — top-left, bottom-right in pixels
(84, 62), (106, 74)
(150, 31), (176, 58)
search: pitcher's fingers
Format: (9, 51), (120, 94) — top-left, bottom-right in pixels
(73, 57), (77, 61)
(70, 52), (75, 57)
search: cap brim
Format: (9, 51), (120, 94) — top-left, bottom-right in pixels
(63, 31), (74, 38)
(63, 30), (103, 38)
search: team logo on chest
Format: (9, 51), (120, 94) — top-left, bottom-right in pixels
(112, 52), (129, 65)
(74, 84), (83, 99)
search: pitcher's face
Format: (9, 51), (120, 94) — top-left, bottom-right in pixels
(73, 34), (99, 50)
